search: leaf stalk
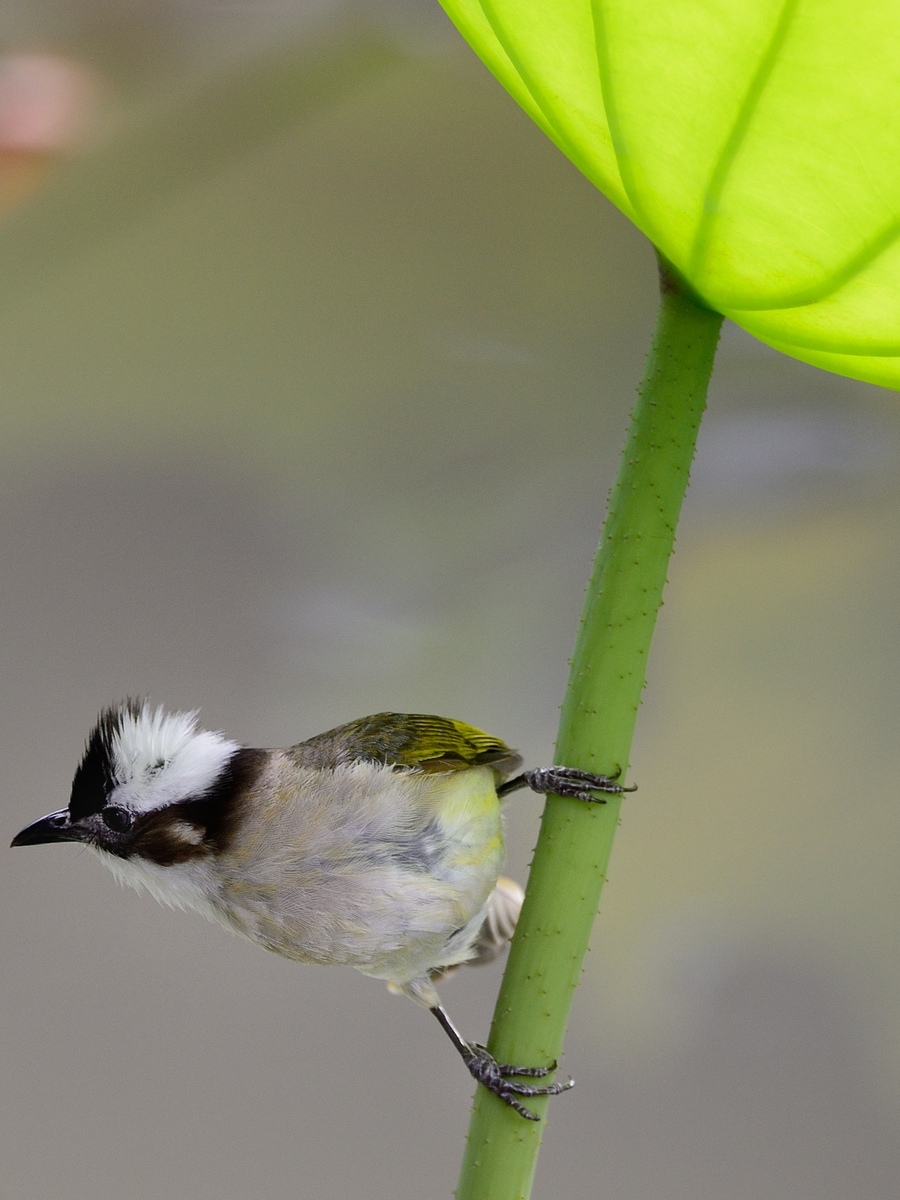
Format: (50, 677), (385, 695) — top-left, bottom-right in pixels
(455, 263), (723, 1199)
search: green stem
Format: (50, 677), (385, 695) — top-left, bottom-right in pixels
(455, 264), (723, 1200)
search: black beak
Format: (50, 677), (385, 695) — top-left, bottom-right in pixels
(11, 809), (84, 847)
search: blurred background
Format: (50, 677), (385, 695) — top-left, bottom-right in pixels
(1, 3), (898, 1198)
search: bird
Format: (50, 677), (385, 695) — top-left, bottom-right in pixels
(11, 700), (631, 1119)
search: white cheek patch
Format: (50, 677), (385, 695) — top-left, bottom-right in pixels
(109, 705), (240, 814)
(166, 819), (206, 847)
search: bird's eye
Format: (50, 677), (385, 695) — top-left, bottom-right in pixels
(101, 805), (133, 833)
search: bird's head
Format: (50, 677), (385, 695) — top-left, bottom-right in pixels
(11, 700), (242, 866)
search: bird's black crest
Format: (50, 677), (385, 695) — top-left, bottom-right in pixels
(68, 699), (144, 821)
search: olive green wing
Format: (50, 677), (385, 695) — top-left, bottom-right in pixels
(291, 712), (522, 777)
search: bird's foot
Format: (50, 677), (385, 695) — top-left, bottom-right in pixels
(511, 765), (636, 804)
(461, 1042), (573, 1121)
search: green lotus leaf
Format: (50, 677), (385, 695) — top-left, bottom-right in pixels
(439, 0), (900, 388)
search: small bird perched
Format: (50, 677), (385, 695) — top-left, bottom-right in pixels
(12, 701), (630, 1118)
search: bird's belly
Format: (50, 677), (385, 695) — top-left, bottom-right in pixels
(217, 857), (500, 976)
(214, 763), (506, 979)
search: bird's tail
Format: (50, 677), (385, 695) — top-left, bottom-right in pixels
(430, 876), (524, 984)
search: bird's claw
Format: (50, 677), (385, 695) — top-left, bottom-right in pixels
(461, 1043), (574, 1121)
(524, 765), (636, 804)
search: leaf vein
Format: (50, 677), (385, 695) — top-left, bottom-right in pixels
(688, 0), (801, 283)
